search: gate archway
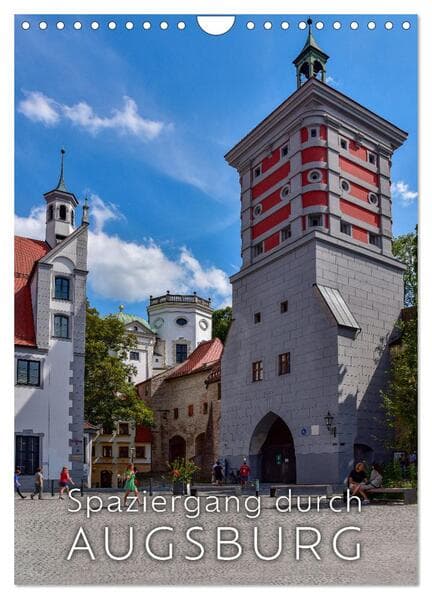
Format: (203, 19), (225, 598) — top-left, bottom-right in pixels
(249, 412), (296, 483)
(169, 435), (186, 462)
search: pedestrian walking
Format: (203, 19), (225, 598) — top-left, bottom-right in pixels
(31, 467), (44, 499)
(123, 463), (140, 505)
(213, 460), (224, 485)
(58, 466), (75, 499)
(15, 468), (26, 499)
(239, 459), (251, 488)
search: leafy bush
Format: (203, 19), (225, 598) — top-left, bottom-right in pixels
(167, 458), (200, 483)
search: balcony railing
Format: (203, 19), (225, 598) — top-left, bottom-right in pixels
(149, 292), (211, 307)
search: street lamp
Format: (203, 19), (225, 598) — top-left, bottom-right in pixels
(324, 412), (336, 437)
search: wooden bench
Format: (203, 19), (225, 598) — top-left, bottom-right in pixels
(366, 487), (417, 504)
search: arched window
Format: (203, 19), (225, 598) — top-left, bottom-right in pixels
(54, 277), (70, 300)
(48, 205), (54, 221)
(71, 210), (74, 226)
(53, 314), (69, 338)
(59, 205), (67, 221)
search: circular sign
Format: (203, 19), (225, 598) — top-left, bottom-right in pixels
(300, 427), (308, 436)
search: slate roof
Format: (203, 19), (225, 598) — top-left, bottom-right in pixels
(14, 236), (50, 347)
(166, 338), (224, 380)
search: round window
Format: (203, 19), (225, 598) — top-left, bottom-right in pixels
(368, 193), (379, 206)
(253, 204), (262, 217)
(280, 184), (290, 199)
(176, 317), (188, 326)
(340, 179), (350, 193)
(308, 170), (322, 183)
(199, 319), (209, 331)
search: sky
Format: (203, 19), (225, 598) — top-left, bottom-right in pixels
(14, 14), (418, 317)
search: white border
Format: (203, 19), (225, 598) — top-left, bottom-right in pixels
(1, 1), (430, 597)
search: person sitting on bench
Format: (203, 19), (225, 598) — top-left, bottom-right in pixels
(364, 463), (383, 490)
(348, 462), (370, 504)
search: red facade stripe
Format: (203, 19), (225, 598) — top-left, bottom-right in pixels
(301, 146), (327, 164)
(300, 127), (308, 143)
(320, 125), (327, 140)
(339, 156), (378, 186)
(352, 225), (369, 243)
(347, 181), (370, 203)
(302, 191), (328, 208)
(348, 140), (368, 161)
(262, 148), (281, 173)
(254, 187), (284, 215)
(340, 199), (380, 227)
(264, 232), (280, 251)
(252, 162), (290, 200)
(252, 204), (291, 239)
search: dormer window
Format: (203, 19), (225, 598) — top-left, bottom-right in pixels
(59, 205), (67, 221)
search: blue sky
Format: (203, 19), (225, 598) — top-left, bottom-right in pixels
(14, 14), (418, 317)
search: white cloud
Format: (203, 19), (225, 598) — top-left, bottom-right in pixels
(14, 197), (232, 307)
(391, 181), (418, 207)
(63, 96), (165, 140)
(18, 91), (60, 125)
(14, 206), (46, 239)
(18, 91), (165, 141)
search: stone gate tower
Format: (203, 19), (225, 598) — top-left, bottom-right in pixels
(220, 23), (407, 486)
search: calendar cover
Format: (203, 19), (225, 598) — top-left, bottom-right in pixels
(13, 10), (418, 586)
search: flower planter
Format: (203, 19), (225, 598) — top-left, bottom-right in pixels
(172, 481), (185, 495)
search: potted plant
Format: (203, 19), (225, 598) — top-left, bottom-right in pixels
(168, 458), (200, 495)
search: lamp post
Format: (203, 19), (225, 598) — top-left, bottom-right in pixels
(324, 411), (337, 437)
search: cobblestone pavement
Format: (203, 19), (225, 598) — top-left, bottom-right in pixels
(15, 492), (417, 585)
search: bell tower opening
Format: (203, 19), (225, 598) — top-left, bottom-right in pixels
(293, 18), (329, 88)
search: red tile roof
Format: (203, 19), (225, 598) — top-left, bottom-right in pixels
(166, 338), (224, 380)
(15, 236), (50, 347)
(205, 359), (221, 385)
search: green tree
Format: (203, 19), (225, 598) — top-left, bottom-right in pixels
(212, 306), (232, 343)
(392, 227), (417, 306)
(382, 227), (418, 453)
(84, 303), (154, 430)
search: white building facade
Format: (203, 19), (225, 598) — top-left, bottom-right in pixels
(15, 153), (89, 487)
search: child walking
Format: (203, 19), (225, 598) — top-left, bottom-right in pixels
(58, 466), (75, 499)
(31, 467), (44, 500)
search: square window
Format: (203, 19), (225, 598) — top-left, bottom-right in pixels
(252, 360), (263, 382)
(281, 226), (291, 241)
(369, 233), (381, 248)
(281, 144), (289, 157)
(16, 359), (41, 386)
(54, 277), (70, 300)
(280, 300), (288, 313)
(118, 423), (129, 435)
(130, 351), (140, 361)
(340, 138), (348, 150)
(368, 153), (376, 165)
(310, 128), (317, 138)
(253, 242), (264, 257)
(254, 166), (261, 178)
(173, 408), (179, 419)
(188, 405), (194, 417)
(203, 402), (208, 415)
(340, 221), (352, 236)
(136, 446), (146, 459)
(278, 352), (291, 375)
(118, 446), (129, 458)
(54, 314), (69, 338)
(102, 446), (112, 458)
(308, 214), (323, 228)
(254, 312), (261, 324)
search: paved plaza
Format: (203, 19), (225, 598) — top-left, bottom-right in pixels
(15, 492), (417, 585)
